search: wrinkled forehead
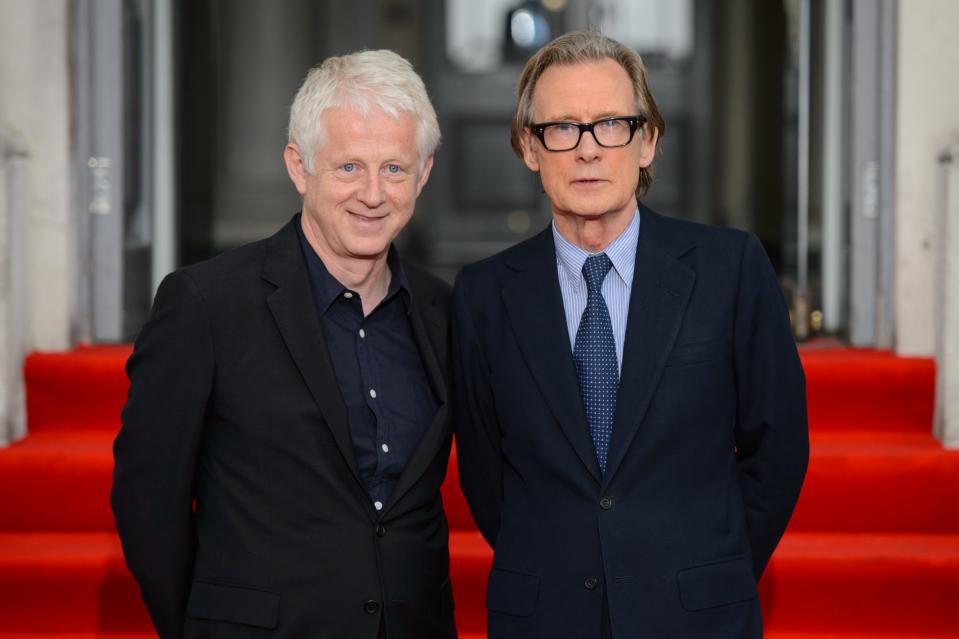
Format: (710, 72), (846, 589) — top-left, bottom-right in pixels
(531, 59), (638, 121)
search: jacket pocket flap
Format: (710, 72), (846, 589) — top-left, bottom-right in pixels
(485, 568), (539, 617)
(186, 580), (280, 628)
(677, 555), (756, 611)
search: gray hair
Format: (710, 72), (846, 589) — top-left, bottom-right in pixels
(511, 31), (665, 197)
(288, 49), (441, 173)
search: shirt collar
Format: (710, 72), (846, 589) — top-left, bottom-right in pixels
(295, 213), (410, 315)
(551, 209), (640, 291)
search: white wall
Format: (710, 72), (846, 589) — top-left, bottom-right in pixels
(0, 0), (73, 445)
(0, 0), (74, 354)
(895, 0), (959, 356)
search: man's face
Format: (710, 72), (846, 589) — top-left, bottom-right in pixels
(286, 106), (432, 263)
(522, 59), (656, 225)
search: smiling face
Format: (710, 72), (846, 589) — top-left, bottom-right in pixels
(284, 105), (432, 267)
(522, 58), (656, 229)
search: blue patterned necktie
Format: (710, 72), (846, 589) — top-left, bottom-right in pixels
(573, 253), (619, 474)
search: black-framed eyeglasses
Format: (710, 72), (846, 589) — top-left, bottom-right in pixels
(529, 115), (646, 151)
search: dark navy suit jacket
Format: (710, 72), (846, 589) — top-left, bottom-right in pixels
(452, 206), (808, 639)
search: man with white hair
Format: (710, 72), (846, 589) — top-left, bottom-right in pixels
(112, 50), (455, 639)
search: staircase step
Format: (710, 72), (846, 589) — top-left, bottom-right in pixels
(761, 533), (959, 635)
(0, 431), (116, 531)
(8, 429), (956, 536)
(0, 532), (151, 632)
(24, 346), (131, 433)
(22, 348), (936, 435)
(789, 431), (959, 532)
(800, 350), (935, 433)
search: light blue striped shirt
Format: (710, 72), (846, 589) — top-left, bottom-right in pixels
(552, 211), (640, 374)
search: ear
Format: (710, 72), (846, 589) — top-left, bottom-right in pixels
(637, 125), (659, 168)
(283, 143), (309, 196)
(521, 130), (541, 173)
(415, 154), (434, 196)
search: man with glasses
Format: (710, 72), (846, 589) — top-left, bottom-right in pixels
(452, 31), (808, 638)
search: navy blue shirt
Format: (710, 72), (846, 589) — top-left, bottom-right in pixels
(296, 218), (437, 512)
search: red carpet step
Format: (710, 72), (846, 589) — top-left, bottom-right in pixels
(761, 533), (959, 635)
(23, 345), (131, 433)
(801, 349), (935, 433)
(0, 533), (149, 633)
(789, 431), (959, 533)
(0, 431), (115, 531)
(1, 346), (957, 637)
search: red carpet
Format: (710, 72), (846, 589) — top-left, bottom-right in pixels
(1, 346), (958, 637)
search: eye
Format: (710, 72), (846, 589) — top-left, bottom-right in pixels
(342, 163), (355, 173)
(554, 123), (578, 133)
(386, 164), (401, 174)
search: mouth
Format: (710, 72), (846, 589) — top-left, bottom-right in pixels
(348, 210), (388, 224)
(571, 178), (607, 187)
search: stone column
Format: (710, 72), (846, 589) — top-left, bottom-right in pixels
(935, 141), (959, 449)
(895, 0), (959, 355)
(0, 129), (29, 446)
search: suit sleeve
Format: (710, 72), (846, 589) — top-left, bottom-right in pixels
(111, 270), (214, 638)
(732, 233), (809, 580)
(451, 273), (504, 547)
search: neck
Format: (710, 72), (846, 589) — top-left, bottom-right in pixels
(300, 216), (392, 316)
(552, 202), (636, 253)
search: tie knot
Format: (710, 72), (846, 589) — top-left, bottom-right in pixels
(582, 253), (613, 292)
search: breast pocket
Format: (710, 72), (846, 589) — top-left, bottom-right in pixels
(665, 338), (732, 367)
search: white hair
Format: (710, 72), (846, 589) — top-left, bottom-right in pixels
(288, 49), (441, 174)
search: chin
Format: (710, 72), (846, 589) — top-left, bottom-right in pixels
(344, 240), (391, 260)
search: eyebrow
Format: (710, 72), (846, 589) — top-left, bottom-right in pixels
(539, 111), (627, 122)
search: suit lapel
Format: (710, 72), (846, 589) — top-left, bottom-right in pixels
(385, 272), (451, 514)
(502, 230), (601, 483)
(603, 209), (695, 487)
(262, 219), (364, 488)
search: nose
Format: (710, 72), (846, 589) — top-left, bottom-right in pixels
(576, 129), (602, 161)
(356, 173), (385, 208)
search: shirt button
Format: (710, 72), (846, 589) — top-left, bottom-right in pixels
(375, 524), (386, 537)
(359, 328), (366, 338)
(344, 291), (354, 299)
(600, 496), (614, 510)
(381, 443), (390, 453)
(364, 599), (380, 614)
(584, 576), (599, 590)
(369, 388), (377, 399)
(374, 500), (383, 511)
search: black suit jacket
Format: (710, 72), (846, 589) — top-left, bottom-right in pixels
(452, 207), (808, 639)
(112, 216), (456, 639)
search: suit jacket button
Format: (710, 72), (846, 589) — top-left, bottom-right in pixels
(364, 599), (380, 614)
(375, 524), (386, 537)
(599, 496), (614, 510)
(584, 576), (599, 590)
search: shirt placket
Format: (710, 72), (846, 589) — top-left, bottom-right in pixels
(356, 304), (392, 513)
